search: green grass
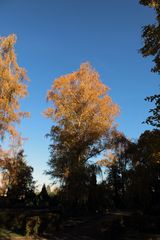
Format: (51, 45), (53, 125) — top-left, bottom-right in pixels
(0, 228), (10, 239)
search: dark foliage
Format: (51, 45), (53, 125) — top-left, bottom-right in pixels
(139, 0), (160, 128)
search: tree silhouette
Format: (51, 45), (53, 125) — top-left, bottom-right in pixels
(97, 132), (131, 207)
(127, 129), (160, 210)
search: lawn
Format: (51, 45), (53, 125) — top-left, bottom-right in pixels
(0, 227), (48, 240)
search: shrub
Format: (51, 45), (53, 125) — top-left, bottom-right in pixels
(26, 216), (41, 236)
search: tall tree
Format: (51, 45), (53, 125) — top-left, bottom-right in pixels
(45, 63), (119, 205)
(0, 34), (29, 138)
(139, 0), (160, 128)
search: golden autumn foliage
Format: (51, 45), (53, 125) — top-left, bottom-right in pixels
(45, 63), (119, 139)
(140, 0), (159, 8)
(0, 34), (29, 138)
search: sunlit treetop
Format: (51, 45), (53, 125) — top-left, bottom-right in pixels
(44, 63), (119, 139)
(140, 0), (159, 8)
(0, 34), (29, 139)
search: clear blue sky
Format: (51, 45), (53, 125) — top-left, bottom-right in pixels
(0, 0), (159, 188)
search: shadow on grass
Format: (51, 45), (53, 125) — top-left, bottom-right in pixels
(0, 228), (48, 240)
(0, 228), (11, 240)
(0, 228), (27, 240)
(124, 232), (160, 240)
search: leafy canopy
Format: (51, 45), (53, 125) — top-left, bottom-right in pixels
(45, 62), (119, 134)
